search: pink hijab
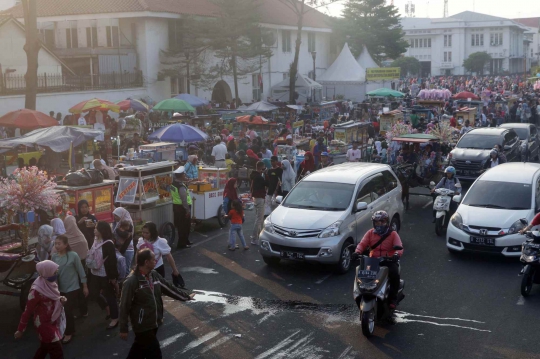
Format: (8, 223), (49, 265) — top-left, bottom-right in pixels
(32, 260), (63, 322)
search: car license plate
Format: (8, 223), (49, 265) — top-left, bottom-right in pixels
(470, 236), (495, 246)
(280, 251), (305, 260)
(358, 270), (378, 279)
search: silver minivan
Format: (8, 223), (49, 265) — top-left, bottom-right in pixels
(259, 163), (404, 273)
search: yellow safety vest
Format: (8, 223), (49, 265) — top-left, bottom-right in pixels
(170, 183), (192, 206)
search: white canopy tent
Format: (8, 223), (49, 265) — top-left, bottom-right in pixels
(356, 45), (379, 69)
(271, 73), (323, 104)
(317, 43), (366, 101)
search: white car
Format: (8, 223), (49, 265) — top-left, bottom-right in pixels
(447, 162), (540, 257)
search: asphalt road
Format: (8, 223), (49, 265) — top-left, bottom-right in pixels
(2, 190), (540, 359)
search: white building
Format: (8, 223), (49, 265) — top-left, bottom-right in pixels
(401, 11), (531, 76)
(513, 17), (540, 68)
(0, 0), (335, 114)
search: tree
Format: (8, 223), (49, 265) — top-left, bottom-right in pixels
(336, 0), (409, 63)
(392, 56), (420, 76)
(21, 0), (40, 110)
(463, 52), (492, 75)
(277, 0), (341, 104)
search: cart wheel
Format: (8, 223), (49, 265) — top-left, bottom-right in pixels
(160, 222), (176, 247)
(217, 205), (229, 228)
(20, 277), (35, 311)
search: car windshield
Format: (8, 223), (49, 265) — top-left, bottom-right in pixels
(463, 180), (531, 210)
(457, 135), (500, 150)
(282, 181), (354, 211)
(512, 128), (528, 140)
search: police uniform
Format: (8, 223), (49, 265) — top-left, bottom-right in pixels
(170, 166), (193, 249)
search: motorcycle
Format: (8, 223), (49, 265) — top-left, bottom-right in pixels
(520, 228), (540, 297)
(430, 182), (462, 236)
(351, 245), (405, 337)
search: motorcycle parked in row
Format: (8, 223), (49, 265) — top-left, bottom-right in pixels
(430, 182), (462, 236)
(351, 245), (405, 337)
(520, 228), (540, 297)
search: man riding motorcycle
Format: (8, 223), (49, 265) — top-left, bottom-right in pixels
(430, 166), (461, 223)
(355, 211), (404, 309)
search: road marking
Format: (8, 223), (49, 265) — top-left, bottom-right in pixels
(517, 296), (526, 305)
(422, 200), (433, 209)
(160, 332), (186, 348)
(200, 335), (234, 354)
(194, 231), (208, 238)
(315, 274), (332, 284)
(179, 330), (221, 354)
(394, 311), (490, 332)
(191, 232), (224, 248)
(182, 267), (219, 274)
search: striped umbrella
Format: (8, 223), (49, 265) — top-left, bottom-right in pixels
(117, 98), (150, 112)
(69, 98), (121, 114)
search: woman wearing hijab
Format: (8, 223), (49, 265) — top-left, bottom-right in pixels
(50, 218), (66, 247)
(223, 178), (239, 215)
(246, 149), (260, 169)
(37, 225), (54, 261)
(112, 207), (135, 268)
(281, 160), (296, 197)
(297, 151), (315, 182)
(15, 260), (67, 358)
(51, 216), (89, 262)
(75, 200), (97, 248)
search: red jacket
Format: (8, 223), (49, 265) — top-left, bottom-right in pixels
(18, 290), (62, 343)
(355, 229), (404, 258)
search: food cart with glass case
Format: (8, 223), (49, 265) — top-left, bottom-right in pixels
(190, 167), (229, 227)
(115, 162), (176, 243)
(56, 180), (117, 222)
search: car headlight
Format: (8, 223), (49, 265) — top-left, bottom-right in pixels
(318, 221), (342, 238)
(263, 217), (275, 234)
(450, 212), (463, 230)
(508, 219), (527, 235)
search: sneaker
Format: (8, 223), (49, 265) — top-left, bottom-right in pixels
(244, 246), (250, 250)
(228, 247), (235, 251)
(235, 244), (239, 249)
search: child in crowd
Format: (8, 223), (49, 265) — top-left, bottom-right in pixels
(225, 153), (235, 172)
(224, 200), (248, 251)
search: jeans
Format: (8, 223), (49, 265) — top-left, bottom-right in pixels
(33, 341), (64, 359)
(229, 224), (247, 248)
(126, 328), (162, 359)
(223, 197), (230, 215)
(124, 249), (134, 269)
(88, 273), (118, 320)
(252, 198), (265, 241)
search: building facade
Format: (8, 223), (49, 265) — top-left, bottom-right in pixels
(513, 17), (540, 68)
(401, 11), (530, 76)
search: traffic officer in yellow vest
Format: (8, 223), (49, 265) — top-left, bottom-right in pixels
(170, 166), (193, 249)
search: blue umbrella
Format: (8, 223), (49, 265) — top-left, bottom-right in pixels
(174, 93), (209, 107)
(148, 124), (208, 143)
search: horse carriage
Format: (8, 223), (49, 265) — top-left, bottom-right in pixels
(390, 134), (445, 210)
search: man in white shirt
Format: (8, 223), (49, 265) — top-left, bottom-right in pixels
(211, 136), (228, 168)
(261, 145), (272, 159)
(460, 120), (473, 136)
(78, 114), (87, 126)
(346, 142), (362, 162)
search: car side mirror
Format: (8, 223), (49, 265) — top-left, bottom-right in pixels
(356, 201), (368, 212)
(393, 245), (403, 251)
(275, 196), (283, 204)
(452, 194), (462, 203)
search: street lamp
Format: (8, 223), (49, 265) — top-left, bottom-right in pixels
(311, 51), (317, 81)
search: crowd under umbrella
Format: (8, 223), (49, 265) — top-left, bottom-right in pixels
(0, 109), (58, 129)
(367, 88), (405, 98)
(174, 93), (209, 107)
(147, 123), (208, 143)
(153, 98), (196, 113)
(117, 98), (150, 112)
(69, 98), (121, 114)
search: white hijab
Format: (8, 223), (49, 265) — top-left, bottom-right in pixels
(113, 207), (134, 232)
(281, 160), (296, 182)
(37, 225), (54, 261)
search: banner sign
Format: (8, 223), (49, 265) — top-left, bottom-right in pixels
(366, 67), (401, 81)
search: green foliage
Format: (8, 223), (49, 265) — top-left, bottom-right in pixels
(335, 0), (409, 62)
(463, 52), (492, 75)
(391, 56), (420, 76)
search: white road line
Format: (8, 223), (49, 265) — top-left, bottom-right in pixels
(254, 330), (302, 359)
(517, 296), (526, 305)
(200, 335), (233, 354)
(194, 231), (208, 238)
(422, 200), (433, 209)
(160, 332), (186, 348)
(315, 274), (332, 284)
(178, 330), (221, 354)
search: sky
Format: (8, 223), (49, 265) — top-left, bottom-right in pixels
(321, 0), (540, 20)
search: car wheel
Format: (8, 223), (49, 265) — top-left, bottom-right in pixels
(262, 256), (280, 266)
(390, 216), (400, 233)
(335, 241), (352, 274)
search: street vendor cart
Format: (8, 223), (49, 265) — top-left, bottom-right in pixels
(56, 180), (117, 222)
(455, 107), (477, 125)
(416, 100), (445, 114)
(139, 142), (176, 163)
(190, 167), (229, 227)
(116, 162), (176, 243)
(379, 110), (403, 135)
(333, 121), (371, 160)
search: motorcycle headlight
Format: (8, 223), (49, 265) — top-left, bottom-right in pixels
(263, 217), (275, 234)
(450, 212), (463, 230)
(521, 254), (536, 262)
(318, 221), (342, 238)
(508, 219), (527, 235)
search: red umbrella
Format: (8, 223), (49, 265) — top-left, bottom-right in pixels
(453, 91), (479, 100)
(236, 115), (269, 125)
(0, 109), (58, 129)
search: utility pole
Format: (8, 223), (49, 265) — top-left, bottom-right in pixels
(21, 0), (40, 110)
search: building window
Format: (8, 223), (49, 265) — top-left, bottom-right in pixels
(252, 73), (261, 101)
(444, 35), (452, 47)
(444, 51), (452, 62)
(472, 34), (484, 46)
(66, 23), (78, 49)
(282, 30), (291, 52)
(168, 20), (184, 50)
(490, 33), (503, 46)
(410, 39), (414, 48)
(39, 29), (55, 48)
(414, 39), (418, 48)
(106, 26), (120, 47)
(427, 38), (431, 47)
(170, 76), (186, 96)
(86, 26), (98, 48)
(419, 38), (423, 48)
(308, 32), (316, 53)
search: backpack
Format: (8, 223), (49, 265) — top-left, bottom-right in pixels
(65, 171), (91, 187)
(115, 251), (128, 281)
(86, 169), (104, 184)
(86, 240), (113, 270)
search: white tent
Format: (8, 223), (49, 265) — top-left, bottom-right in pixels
(271, 73), (323, 103)
(317, 43), (366, 101)
(356, 45), (379, 69)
